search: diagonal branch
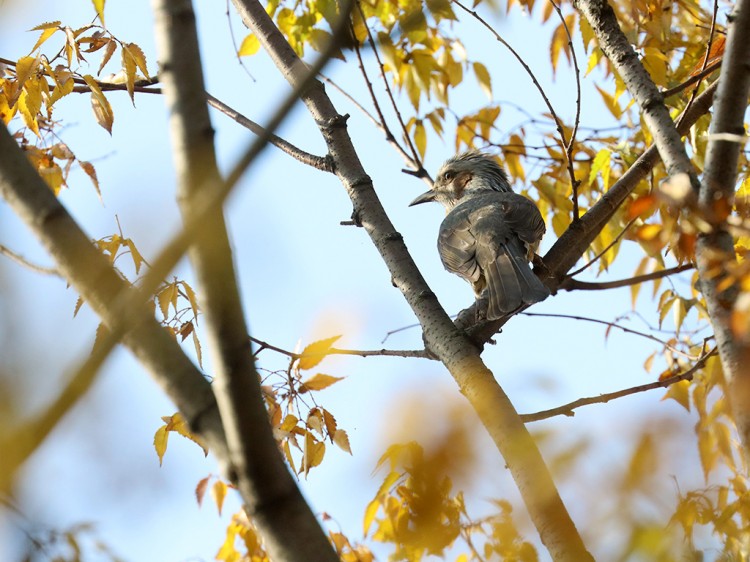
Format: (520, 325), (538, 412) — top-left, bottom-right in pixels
(573, 0), (696, 184)
(231, 1), (594, 559)
(521, 348), (716, 423)
(152, 1), (339, 560)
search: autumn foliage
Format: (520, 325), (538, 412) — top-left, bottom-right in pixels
(3, 0), (750, 560)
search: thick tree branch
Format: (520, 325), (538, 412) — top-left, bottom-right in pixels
(152, 1), (338, 560)
(694, 0), (750, 450)
(231, 1), (593, 559)
(0, 122), (230, 481)
(573, 0), (696, 185)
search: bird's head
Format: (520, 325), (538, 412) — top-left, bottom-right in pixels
(409, 150), (512, 211)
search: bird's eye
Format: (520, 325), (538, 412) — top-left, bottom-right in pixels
(443, 171), (454, 181)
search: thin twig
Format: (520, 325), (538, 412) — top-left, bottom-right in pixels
(451, 0), (569, 167)
(676, 0), (719, 128)
(520, 348), (717, 422)
(205, 94), (333, 172)
(547, 0), (582, 220)
(560, 263), (695, 291)
(662, 59), (722, 100)
(521, 311), (697, 358)
(355, 1), (425, 173)
(250, 336), (430, 359)
(566, 217), (637, 277)
(0, 243), (61, 276)
(348, 24), (428, 181)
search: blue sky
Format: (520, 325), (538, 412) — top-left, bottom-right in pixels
(0, 0), (718, 560)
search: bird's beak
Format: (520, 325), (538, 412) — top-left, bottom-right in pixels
(409, 190), (436, 207)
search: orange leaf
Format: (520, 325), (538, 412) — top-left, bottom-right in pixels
(627, 194), (657, 220)
(195, 476), (210, 506)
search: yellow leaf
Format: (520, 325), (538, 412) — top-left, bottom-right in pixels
(17, 89), (41, 137)
(363, 498), (380, 535)
(91, 0), (106, 25)
(191, 329), (203, 368)
(302, 433), (325, 476)
(413, 120), (426, 159)
(239, 33), (261, 56)
(125, 239), (144, 273)
(299, 373), (344, 393)
(157, 282), (178, 319)
(121, 44), (137, 103)
(587, 148), (611, 189)
(595, 83), (622, 119)
(39, 161), (64, 194)
(212, 480), (228, 516)
(180, 281), (200, 320)
(83, 74), (114, 133)
(29, 24), (60, 53)
(333, 429), (352, 454)
(661, 379), (691, 412)
(98, 40), (117, 75)
(473, 61), (491, 99)
(166, 412), (209, 456)
(15, 56), (39, 92)
(153, 425), (169, 466)
(297, 335), (341, 370)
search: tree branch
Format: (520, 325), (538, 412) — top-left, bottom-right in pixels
(693, 0), (750, 451)
(0, 243), (60, 277)
(152, 1), (339, 560)
(454, 82), (717, 345)
(560, 264), (695, 291)
(573, 0), (697, 185)
(0, 122), (230, 484)
(250, 336), (431, 360)
(205, 93), (333, 172)
(521, 348), (717, 423)
(232, 1), (594, 559)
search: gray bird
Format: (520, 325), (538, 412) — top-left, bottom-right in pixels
(410, 151), (549, 320)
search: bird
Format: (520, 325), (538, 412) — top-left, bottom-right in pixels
(409, 150), (549, 320)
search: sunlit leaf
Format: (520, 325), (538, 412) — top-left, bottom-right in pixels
(473, 61), (491, 99)
(297, 335), (341, 370)
(212, 480), (228, 516)
(333, 429), (352, 454)
(238, 33), (261, 56)
(153, 425), (169, 466)
(29, 23), (60, 53)
(92, 0), (106, 25)
(83, 74), (114, 133)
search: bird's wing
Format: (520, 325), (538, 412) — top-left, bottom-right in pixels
(499, 193), (546, 246)
(438, 211), (482, 288)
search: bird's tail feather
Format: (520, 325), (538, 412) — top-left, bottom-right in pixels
(485, 243), (549, 320)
